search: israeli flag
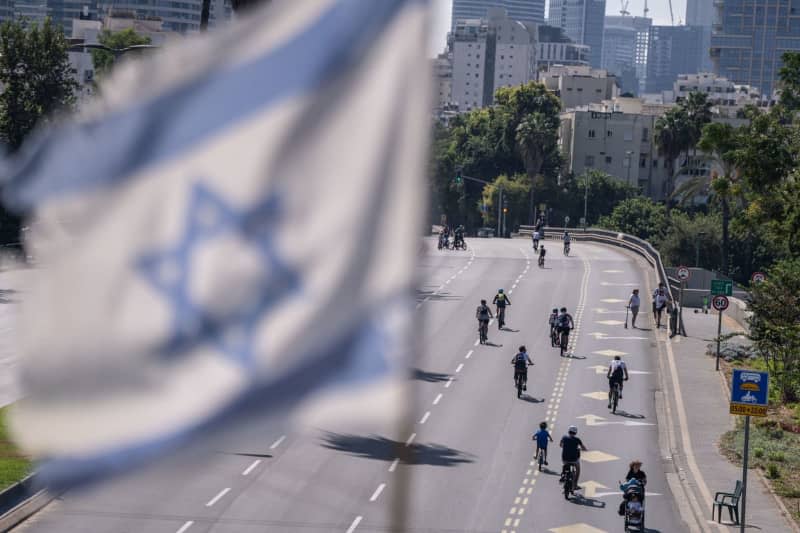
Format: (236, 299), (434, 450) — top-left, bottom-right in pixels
(4, 0), (430, 486)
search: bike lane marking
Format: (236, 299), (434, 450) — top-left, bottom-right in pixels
(499, 254), (591, 533)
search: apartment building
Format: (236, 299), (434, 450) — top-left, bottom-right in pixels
(539, 65), (619, 110)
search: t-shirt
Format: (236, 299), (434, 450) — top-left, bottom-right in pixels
(655, 292), (668, 309)
(533, 231), (540, 240)
(549, 313), (559, 326)
(494, 293), (509, 307)
(558, 313), (572, 329)
(477, 305), (491, 320)
(513, 352), (529, 370)
(560, 435), (584, 462)
(609, 360), (627, 380)
(534, 429), (550, 449)
(629, 294), (640, 308)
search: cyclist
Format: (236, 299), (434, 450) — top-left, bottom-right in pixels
(493, 289), (511, 328)
(533, 421), (553, 465)
(607, 355), (629, 408)
(548, 308), (559, 346)
(454, 225), (465, 248)
(562, 231), (571, 254)
(510, 345), (533, 391)
(560, 425), (587, 489)
(476, 299), (493, 344)
(538, 244), (546, 266)
(556, 307), (574, 350)
(532, 229), (540, 250)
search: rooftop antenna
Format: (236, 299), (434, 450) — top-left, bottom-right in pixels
(668, 0), (675, 25)
(620, 0), (629, 16)
(643, 0), (649, 18)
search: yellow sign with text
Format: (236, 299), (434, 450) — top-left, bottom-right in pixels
(729, 403), (768, 417)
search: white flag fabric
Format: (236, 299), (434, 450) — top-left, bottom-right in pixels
(3, 0), (430, 486)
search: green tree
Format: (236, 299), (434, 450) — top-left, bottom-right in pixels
(748, 258), (800, 403)
(516, 112), (558, 224)
(656, 210), (722, 269)
(0, 18), (77, 245)
(91, 28), (152, 78)
(597, 197), (667, 241)
(561, 170), (637, 226)
(480, 174), (530, 231)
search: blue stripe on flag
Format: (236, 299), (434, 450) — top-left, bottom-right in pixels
(3, 0), (418, 209)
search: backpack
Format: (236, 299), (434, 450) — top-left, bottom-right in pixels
(611, 362), (625, 380)
(558, 314), (570, 328)
(514, 353), (527, 368)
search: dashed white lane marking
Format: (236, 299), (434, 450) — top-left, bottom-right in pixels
(444, 377), (454, 388)
(433, 393), (443, 405)
(405, 433), (416, 446)
(369, 483), (386, 502)
(175, 521), (194, 533)
(465, 350), (473, 359)
(242, 459), (261, 476)
(474, 338), (480, 346)
(419, 411), (431, 424)
(388, 458), (399, 472)
(345, 516), (363, 533)
(269, 435), (286, 449)
(205, 487), (231, 507)
(456, 363), (464, 373)
(508, 289), (514, 294)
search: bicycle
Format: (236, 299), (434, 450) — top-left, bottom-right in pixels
(550, 326), (559, 347)
(497, 307), (506, 329)
(561, 463), (577, 500)
(610, 381), (621, 413)
(560, 329), (570, 357)
(536, 448), (546, 471)
(478, 320), (488, 344)
(538, 255), (545, 268)
(513, 363), (532, 398)
(563, 242), (570, 256)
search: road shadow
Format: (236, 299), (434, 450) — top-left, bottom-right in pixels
(570, 493), (606, 508)
(228, 452), (273, 458)
(415, 289), (462, 302)
(0, 289), (17, 304)
(563, 353), (587, 360)
(501, 327), (520, 333)
(632, 326), (652, 331)
(613, 410), (646, 419)
(411, 368), (452, 383)
(520, 396), (545, 403)
(483, 341), (503, 348)
(540, 467), (559, 476)
(320, 433), (474, 467)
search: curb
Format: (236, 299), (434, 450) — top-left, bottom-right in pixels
(0, 474), (55, 532)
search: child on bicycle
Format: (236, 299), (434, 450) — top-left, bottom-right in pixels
(533, 421), (553, 465)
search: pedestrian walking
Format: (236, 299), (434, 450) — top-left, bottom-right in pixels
(668, 301), (679, 338)
(627, 289), (640, 329)
(654, 286), (668, 329)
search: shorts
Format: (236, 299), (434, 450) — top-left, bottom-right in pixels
(558, 326), (571, 335)
(609, 376), (624, 389)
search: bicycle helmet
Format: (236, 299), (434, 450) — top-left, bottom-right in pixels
(560, 307), (567, 313)
(568, 425), (578, 435)
(614, 355), (621, 360)
(481, 299), (487, 305)
(498, 288), (504, 293)
(552, 308), (558, 313)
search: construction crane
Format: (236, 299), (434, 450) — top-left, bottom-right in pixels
(620, 0), (629, 16)
(668, 0), (675, 24)
(643, 0), (649, 18)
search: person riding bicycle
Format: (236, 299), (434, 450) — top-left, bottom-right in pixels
(560, 425), (587, 489)
(533, 421), (553, 465)
(562, 231), (571, 250)
(476, 299), (493, 343)
(454, 225), (465, 247)
(538, 244), (546, 264)
(510, 345), (533, 391)
(607, 355), (629, 408)
(557, 307), (574, 347)
(548, 308), (559, 343)
(493, 289), (511, 326)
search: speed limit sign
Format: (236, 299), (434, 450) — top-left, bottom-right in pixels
(751, 271), (766, 283)
(677, 266), (691, 281)
(712, 295), (729, 312)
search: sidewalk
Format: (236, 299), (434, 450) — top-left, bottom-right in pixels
(667, 308), (798, 532)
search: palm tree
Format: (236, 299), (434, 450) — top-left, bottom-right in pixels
(674, 122), (740, 273)
(654, 108), (689, 201)
(516, 112), (557, 224)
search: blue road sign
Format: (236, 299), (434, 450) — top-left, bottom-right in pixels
(730, 369), (769, 417)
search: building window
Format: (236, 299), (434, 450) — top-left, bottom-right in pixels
(476, 54), (480, 58)
(475, 73), (479, 78)
(577, 87), (583, 92)
(466, 81), (470, 86)
(607, 130), (613, 137)
(501, 55), (505, 59)
(499, 74), (504, 79)
(653, 160), (658, 168)
(642, 128), (649, 141)
(605, 156), (612, 164)
(640, 155), (647, 168)
(624, 130), (633, 141)
(584, 155), (595, 166)
(588, 129), (596, 138)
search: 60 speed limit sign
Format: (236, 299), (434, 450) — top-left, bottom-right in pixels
(712, 295), (729, 312)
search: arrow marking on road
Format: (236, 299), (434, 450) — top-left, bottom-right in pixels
(600, 298), (625, 303)
(589, 332), (648, 340)
(577, 414), (655, 427)
(580, 480), (609, 498)
(602, 269), (624, 273)
(549, 523), (608, 533)
(593, 308), (628, 314)
(581, 391), (609, 401)
(580, 450), (620, 463)
(600, 281), (639, 286)
(596, 319), (624, 326)
(592, 349), (628, 357)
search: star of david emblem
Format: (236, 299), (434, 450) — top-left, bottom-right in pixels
(137, 182), (299, 368)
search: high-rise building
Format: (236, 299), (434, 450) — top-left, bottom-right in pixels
(602, 16), (651, 94)
(646, 25), (704, 93)
(99, 0), (231, 33)
(685, 0), (713, 73)
(547, 0), (606, 68)
(537, 25), (590, 69)
(449, 7), (537, 112)
(711, 0), (800, 97)
(451, 0), (545, 29)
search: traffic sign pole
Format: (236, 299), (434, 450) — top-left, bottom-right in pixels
(741, 415), (750, 533)
(679, 281), (685, 337)
(716, 306), (723, 371)
(712, 295), (730, 371)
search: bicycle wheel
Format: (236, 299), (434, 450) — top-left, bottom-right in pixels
(560, 333), (568, 356)
(516, 375), (523, 398)
(538, 451), (544, 471)
(612, 386), (619, 413)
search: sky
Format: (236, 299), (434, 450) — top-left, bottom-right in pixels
(429, 0), (689, 56)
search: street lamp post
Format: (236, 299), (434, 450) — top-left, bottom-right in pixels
(583, 173), (589, 231)
(457, 173), (502, 237)
(696, 231), (706, 267)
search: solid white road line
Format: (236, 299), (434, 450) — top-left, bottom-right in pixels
(345, 516), (363, 533)
(205, 488), (231, 507)
(269, 435), (286, 449)
(175, 521), (194, 533)
(405, 433), (416, 446)
(369, 483), (386, 502)
(420, 411), (431, 424)
(242, 459), (261, 476)
(433, 393), (443, 405)
(389, 458), (399, 472)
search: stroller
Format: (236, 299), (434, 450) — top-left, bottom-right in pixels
(619, 479), (645, 532)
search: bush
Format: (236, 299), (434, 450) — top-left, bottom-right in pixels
(768, 451), (786, 462)
(754, 448), (765, 459)
(766, 463), (780, 479)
